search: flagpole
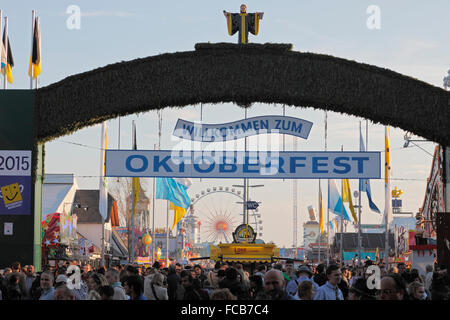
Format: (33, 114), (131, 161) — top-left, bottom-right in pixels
(384, 126), (391, 271)
(318, 180), (321, 264)
(358, 121), (362, 267)
(3, 16), (7, 90)
(340, 145), (344, 268)
(131, 121), (136, 265)
(35, 17), (39, 89)
(30, 11), (35, 89)
(152, 143), (156, 265)
(166, 200), (169, 267)
(325, 111), (330, 265)
(0, 10), (2, 90)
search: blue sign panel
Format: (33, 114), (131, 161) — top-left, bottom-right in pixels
(0, 150), (32, 215)
(0, 175), (32, 215)
(173, 115), (313, 142)
(106, 150), (381, 179)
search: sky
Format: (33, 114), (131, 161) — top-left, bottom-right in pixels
(1, 1), (448, 248)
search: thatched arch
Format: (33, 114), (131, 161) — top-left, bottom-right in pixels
(35, 43), (449, 146)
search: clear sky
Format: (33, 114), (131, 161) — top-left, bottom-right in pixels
(2, 1), (448, 247)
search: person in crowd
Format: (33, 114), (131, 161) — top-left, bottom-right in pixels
(39, 271), (55, 300)
(424, 264), (434, 291)
(24, 265), (36, 299)
(54, 285), (75, 300)
(285, 265), (319, 297)
(97, 265), (106, 275)
(4, 273), (22, 300)
(98, 285), (115, 300)
(408, 281), (426, 300)
(254, 264), (266, 286)
(3, 268), (12, 277)
(166, 265), (180, 300)
(338, 266), (350, 299)
(181, 271), (202, 300)
(207, 261), (222, 289)
(378, 274), (408, 300)
(55, 274), (68, 288)
(105, 268), (127, 300)
(144, 272), (168, 300)
(193, 264), (208, 288)
(7, 262), (27, 299)
(313, 263), (327, 287)
(256, 269), (298, 300)
(29, 272), (42, 300)
(217, 269), (226, 284)
(218, 267), (248, 300)
(430, 271), (449, 300)
(297, 279), (315, 300)
(348, 277), (376, 300)
(124, 275), (147, 300)
(284, 260), (296, 282)
(249, 275), (264, 300)
(314, 264), (344, 300)
(87, 272), (109, 300)
(210, 288), (237, 300)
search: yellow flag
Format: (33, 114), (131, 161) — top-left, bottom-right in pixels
(385, 127), (390, 184)
(342, 179), (357, 223)
(170, 202), (186, 230)
(28, 17), (41, 79)
(132, 177), (140, 214)
(319, 182), (324, 234)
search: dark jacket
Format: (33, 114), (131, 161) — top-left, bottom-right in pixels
(313, 273), (327, 287)
(183, 286), (202, 300)
(167, 272), (180, 300)
(219, 278), (249, 300)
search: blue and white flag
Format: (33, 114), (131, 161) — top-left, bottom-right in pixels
(359, 126), (380, 213)
(156, 177), (191, 210)
(328, 179), (351, 221)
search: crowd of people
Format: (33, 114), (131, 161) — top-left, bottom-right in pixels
(0, 259), (449, 300)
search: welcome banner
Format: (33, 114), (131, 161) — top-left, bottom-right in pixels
(173, 115), (313, 142)
(105, 150), (381, 179)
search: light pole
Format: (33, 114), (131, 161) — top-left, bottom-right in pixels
(232, 184), (264, 226)
(444, 70), (450, 212)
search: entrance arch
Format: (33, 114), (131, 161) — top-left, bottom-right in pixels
(35, 43), (449, 146)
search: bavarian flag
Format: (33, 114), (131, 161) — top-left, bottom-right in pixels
(1, 28), (14, 84)
(28, 16), (41, 79)
(156, 178), (192, 230)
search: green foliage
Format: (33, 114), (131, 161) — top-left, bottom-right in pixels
(34, 43), (449, 146)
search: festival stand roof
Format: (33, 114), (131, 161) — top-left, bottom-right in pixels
(208, 243), (280, 263)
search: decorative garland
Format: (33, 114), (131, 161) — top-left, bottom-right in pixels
(34, 42), (449, 147)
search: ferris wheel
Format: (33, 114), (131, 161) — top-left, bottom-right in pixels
(185, 186), (263, 244)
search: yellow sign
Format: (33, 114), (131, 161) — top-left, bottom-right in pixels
(392, 187), (403, 198)
(1, 182), (23, 206)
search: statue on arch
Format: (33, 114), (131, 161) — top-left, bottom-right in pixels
(223, 4), (264, 44)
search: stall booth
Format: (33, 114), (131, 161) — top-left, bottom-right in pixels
(204, 243), (281, 274)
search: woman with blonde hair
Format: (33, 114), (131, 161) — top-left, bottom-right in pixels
(144, 272), (168, 300)
(87, 272), (109, 300)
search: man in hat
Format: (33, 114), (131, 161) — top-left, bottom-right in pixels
(285, 265), (319, 297)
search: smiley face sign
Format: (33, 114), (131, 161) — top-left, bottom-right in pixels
(1, 182), (24, 208)
(0, 176), (30, 215)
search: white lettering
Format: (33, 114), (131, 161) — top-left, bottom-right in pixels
(66, 5), (81, 30)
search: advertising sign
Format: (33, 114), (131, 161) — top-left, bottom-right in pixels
(232, 224), (257, 243)
(173, 115), (313, 142)
(106, 150), (381, 179)
(0, 150), (32, 215)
